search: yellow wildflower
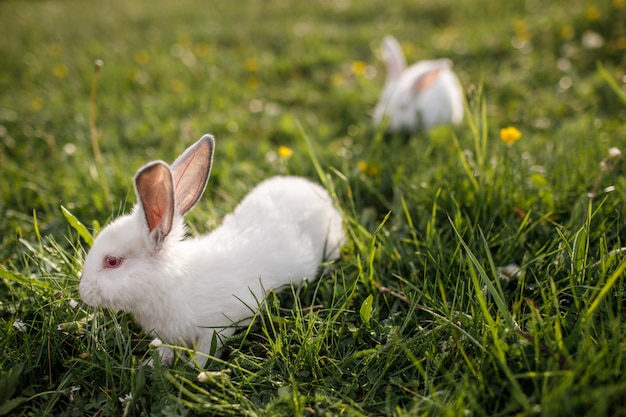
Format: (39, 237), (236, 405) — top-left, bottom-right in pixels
(278, 145), (293, 159)
(358, 160), (379, 177)
(177, 33), (192, 48)
(31, 97), (43, 111)
(53, 64), (68, 79)
(170, 79), (185, 93)
(247, 76), (260, 90)
(48, 43), (63, 56)
(351, 60), (366, 76)
(331, 73), (345, 86)
(586, 6), (601, 20)
(194, 42), (211, 58)
(513, 20), (530, 39)
(500, 126), (522, 145)
(245, 57), (260, 72)
(560, 25), (575, 40)
(134, 50), (149, 65)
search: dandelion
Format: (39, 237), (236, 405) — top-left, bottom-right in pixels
(245, 57), (260, 72)
(500, 126), (522, 145)
(560, 25), (575, 40)
(31, 97), (43, 111)
(278, 145), (293, 159)
(177, 33), (192, 48)
(350, 60), (366, 76)
(358, 160), (380, 177)
(134, 50), (150, 65)
(247, 76), (260, 90)
(331, 73), (346, 86)
(586, 6), (601, 20)
(511, 20), (532, 52)
(53, 64), (68, 79)
(193, 42), (211, 58)
(170, 79), (185, 93)
(48, 43), (63, 56)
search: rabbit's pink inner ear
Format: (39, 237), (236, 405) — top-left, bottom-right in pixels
(171, 135), (215, 215)
(412, 68), (442, 94)
(135, 162), (175, 244)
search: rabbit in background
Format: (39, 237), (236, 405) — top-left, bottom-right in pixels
(79, 135), (344, 366)
(373, 35), (465, 133)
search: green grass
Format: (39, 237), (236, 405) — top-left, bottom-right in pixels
(1, 0), (626, 415)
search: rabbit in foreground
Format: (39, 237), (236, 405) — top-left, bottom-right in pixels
(373, 35), (464, 132)
(79, 135), (344, 365)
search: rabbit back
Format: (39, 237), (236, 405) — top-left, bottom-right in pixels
(164, 176), (343, 352)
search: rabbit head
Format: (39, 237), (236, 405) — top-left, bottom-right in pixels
(79, 135), (214, 313)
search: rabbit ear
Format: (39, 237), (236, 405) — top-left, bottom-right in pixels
(382, 35), (407, 82)
(410, 59), (453, 95)
(135, 161), (175, 246)
(412, 68), (443, 94)
(170, 134), (215, 215)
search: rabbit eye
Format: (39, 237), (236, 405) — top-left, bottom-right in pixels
(103, 255), (124, 269)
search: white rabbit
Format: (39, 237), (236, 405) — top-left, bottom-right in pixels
(373, 35), (464, 132)
(79, 134), (344, 365)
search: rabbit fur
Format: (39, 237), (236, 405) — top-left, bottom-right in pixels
(79, 134), (344, 365)
(373, 35), (464, 132)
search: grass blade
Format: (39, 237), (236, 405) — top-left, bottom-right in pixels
(61, 206), (94, 246)
(0, 267), (50, 289)
(582, 257), (626, 326)
(597, 61), (626, 105)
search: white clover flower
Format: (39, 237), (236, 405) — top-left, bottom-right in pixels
(149, 337), (163, 348)
(497, 263), (522, 282)
(197, 370), (231, 383)
(608, 147), (622, 160)
(68, 385), (80, 401)
(12, 319), (26, 332)
(581, 30), (604, 49)
(118, 393), (133, 405)
(69, 299), (79, 309)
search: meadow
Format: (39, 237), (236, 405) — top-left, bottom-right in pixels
(1, 0), (626, 415)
